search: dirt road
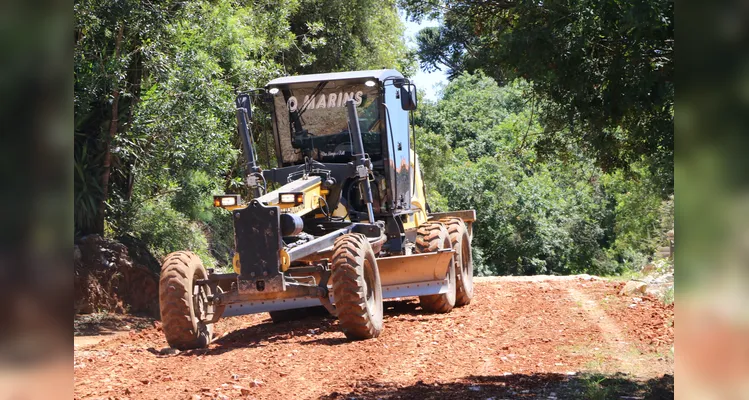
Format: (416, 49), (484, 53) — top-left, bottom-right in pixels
(74, 276), (674, 399)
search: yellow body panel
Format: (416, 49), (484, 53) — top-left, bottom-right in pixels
(232, 252), (241, 274)
(279, 249), (291, 271)
(402, 150), (429, 231)
(222, 204), (244, 212)
(273, 181), (324, 216)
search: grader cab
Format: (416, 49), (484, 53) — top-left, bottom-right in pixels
(159, 69), (476, 349)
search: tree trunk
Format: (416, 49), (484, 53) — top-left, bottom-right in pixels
(124, 50), (143, 202)
(95, 22), (125, 234)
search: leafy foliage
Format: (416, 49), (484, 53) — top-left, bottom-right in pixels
(401, 0), (674, 194)
(74, 0), (671, 278)
(284, 0), (417, 75)
(129, 195), (215, 268)
(415, 72), (668, 275)
(74, 0), (415, 265)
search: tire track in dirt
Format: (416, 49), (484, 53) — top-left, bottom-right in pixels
(566, 286), (635, 373)
(566, 280), (675, 378)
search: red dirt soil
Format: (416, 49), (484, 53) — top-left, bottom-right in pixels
(74, 277), (674, 399)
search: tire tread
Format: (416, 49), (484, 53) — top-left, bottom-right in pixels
(331, 234), (383, 340)
(159, 251), (212, 350)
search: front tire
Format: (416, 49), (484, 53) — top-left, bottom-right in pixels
(331, 233), (383, 340)
(159, 251), (212, 350)
(416, 223), (456, 313)
(443, 218), (474, 306)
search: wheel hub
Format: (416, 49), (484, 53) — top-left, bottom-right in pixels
(363, 260), (376, 311)
(193, 282), (212, 321)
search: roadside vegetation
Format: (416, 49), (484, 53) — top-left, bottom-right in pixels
(75, 0), (413, 271)
(414, 74), (672, 276)
(74, 0), (673, 277)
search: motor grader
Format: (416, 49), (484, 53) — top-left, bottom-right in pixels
(159, 69), (476, 349)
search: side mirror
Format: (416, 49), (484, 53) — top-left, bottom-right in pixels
(392, 78), (408, 88)
(236, 93), (253, 119)
(400, 84), (417, 111)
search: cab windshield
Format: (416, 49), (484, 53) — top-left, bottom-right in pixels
(272, 81), (380, 165)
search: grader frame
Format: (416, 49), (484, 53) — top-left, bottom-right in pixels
(158, 70), (476, 349)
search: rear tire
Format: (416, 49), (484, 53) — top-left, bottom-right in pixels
(159, 251), (213, 350)
(416, 223), (456, 313)
(331, 233), (383, 340)
(443, 218), (474, 306)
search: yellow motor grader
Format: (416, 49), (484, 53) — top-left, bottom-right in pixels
(159, 70), (476, 349)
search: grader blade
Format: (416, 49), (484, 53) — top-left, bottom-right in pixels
(222, 297), (329, 317)
(377, 249), (454, 298)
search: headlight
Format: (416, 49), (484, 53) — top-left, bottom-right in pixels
(213, 195), (241, 208)
(279, 193), (304, 206)
(280, 193), (296, 203)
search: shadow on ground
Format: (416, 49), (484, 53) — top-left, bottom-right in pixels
(196, 299), (427, 355)
(74, 313), (155, 336)
(319, 373), (674, 400)
(191, 315), (336, 356)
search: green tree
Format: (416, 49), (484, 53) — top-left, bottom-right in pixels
(415, 72), (664, 276)
(285, 0), (417, 75)
(401, 0), (674, 194)
(75, 0), (417, 266)
(75, 0), (181, 234)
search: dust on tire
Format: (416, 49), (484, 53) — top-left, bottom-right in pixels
(442, 217), (474, 306)
(331, 233), (383, 340)
(159, 251), (212, 350)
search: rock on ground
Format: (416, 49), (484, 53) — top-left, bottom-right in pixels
(619, 281), (648, 296)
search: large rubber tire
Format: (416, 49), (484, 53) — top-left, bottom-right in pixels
(331, 233), (383, 340)
(443, 218), (474, 307)
(416, 223), (456, 313)
(159, 251), (213, 350)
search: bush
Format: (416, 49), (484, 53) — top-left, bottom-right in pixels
(172, 170), (220, 223)
(601, 165), (663, 270)
(412, 73), (668, 277)
(204, 207), (236, 270)
(129, 196), (216, 268)
(471, 246), (491, 277)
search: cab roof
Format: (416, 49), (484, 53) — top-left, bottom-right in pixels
(266, 69), (404, 87)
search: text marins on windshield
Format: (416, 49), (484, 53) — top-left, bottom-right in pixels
(287, 91), (364, 112)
